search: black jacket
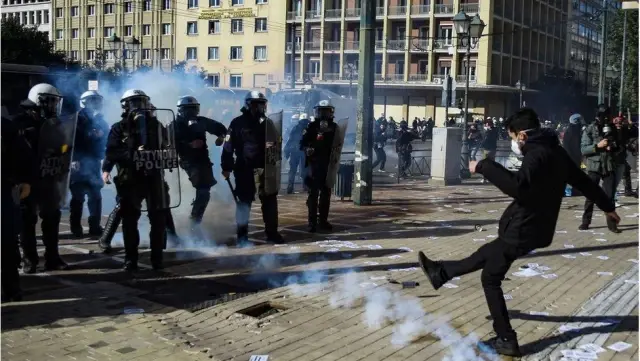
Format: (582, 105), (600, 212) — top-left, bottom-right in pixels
(71, 109), (110, 184)
(173, 115), (226, 164)
(562, 123), (582, 166)
(221, 111), (267, 172)
(1, 117), (37, 188)
(476, 128), (615, 249)
(300, 119), (337, 187)
(481, 128), (499, 151)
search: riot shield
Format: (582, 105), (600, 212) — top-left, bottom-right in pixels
(326, 118), (349, 189)
(135, 108), (181, 211)
(38, 113), (78, 209)
(263, 110), (283, 196)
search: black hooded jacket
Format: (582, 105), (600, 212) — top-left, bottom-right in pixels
(476, 128), (615, 249)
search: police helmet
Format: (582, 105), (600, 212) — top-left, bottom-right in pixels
(177, 95), (200, 117)
(569, 113), (582, 125)
(314, 99), (334, 120)
(299, 113), (309, 121)
(120, 89), (150, 112)
(244, 91), (267, 107)
(79, 90), (103, 112)
(28, 83), (63, 117)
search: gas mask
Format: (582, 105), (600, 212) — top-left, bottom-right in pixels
(39, 94), (63, 118)
(248, 101), (267, 118)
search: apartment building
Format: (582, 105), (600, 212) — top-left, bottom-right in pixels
(1, 0), (52, 40)
(175, 0), (286, 89)
(279, 0), (570, 121)
(52, 0), (177, 70)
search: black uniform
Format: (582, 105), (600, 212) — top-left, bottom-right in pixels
(103, 111), (171, 269)
(14, 109), (68, 272)
(2, 117), (36, 299)
(396, 127), (418, 177)
(372, 121), (387, 171)
(69, 108), (110, 236)
(173, 115), (227, 223)
(300, 118), (337, 230)
(221, 109), (282, 243)
(285, 118), (310, 193)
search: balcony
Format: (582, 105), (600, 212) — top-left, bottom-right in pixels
(385, 74), (405, 82)
(375, 73), (385, 81)
(409, 74), (428, 82)
(434, 4), (454, 15)
(305, 42), (321, 51)
(456, 74), (477, 83)
(375, 40), (385, 51)
(410, 40), (429, 51)
(433, 39), (453, 50)
(325, 9), (342, 19)
(411, 5), (430, 16)
(387, 39), (407, 51)
(285, 42), (301, 52)
(323, 73), (340, 81)
(305, 73), (321, 81)
(287, 11), (302, 21)
(305, 9), (321, 20)
(345, 8), (360, 18)
(432, 74), (446, 83)
(324, 41), (340, 51)
(388, 6), (407, 17)
(376, 6), (385, 16)
(344, 41), (359, 51)
(459, 3), (479, 13)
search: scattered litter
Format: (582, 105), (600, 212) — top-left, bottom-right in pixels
(363, 261), (379, 266)
(592, 232), (605, 236)
(388, 255), (403, 259)
(487, 210), (498, 213)
(628, 259), (639, 264)
(542, 274), (558, 279)
(578, 343), (607, 354)
(289, 246), (300, 250)
(556, 230), (568, 234)
(325, 248), (340, 253)
(527, 263), (539, 268)
(595, 238), (607, 242)
(370, 276), (387, 281)
(377, 214), (388, 217)
(249, 355), (269, 361)
(398, 247), (413, 252)
(401, 281), (419, 289)
(123, 307), (145, 314)
(359, 282), (378, 288)
(454, 208), (473, 213)
(529, 311), (550, 316)
(451, 277), (461, 280)
(624, 279), (639, 284)
(474, 225), (485, 232)
(596, 256), (609, 260)
(472, 238), (486, 242)
(580, 252), (592, 256)
(512, 268), (542, 278)
(503, 294), (513, 300)
(401, 208), (408, 211)
(560, 349), (598, 359)
(389, 267), (418, 272)
(562, 255), (577, 259)
(597, 272), (613, 276)
(607, 341), (632, 352)
(537, 266), (551, 271)
(558, 324), (582, 333)
(442, 283), (459, 289)
(486, 234), (497, 238)
(564, 244), (575, 248)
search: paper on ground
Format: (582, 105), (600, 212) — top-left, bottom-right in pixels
(580, 252), (592, 256)
(560, 349), (598, 359)
(503, 294), (513, 300)
(529, 311), (550, 316)
(562, 255), (577, 259)
(607, 341), (632, 352)
(595, 238), (607, 242)
(512, 268), (542, 277)
(578, 343), (606, 354)
(564, 244), (575, 248)
(542, 273), (558, 279)
(442, 283), (459, 289)
(597, 272), (613, 276)
(249, 356), (269, 361)
(596, 256), (609, 260)
(370, 276), (387, 281)
(363, 261), (379, 266)
(624, 279), (639, 284)
(558, 324), (582, 333)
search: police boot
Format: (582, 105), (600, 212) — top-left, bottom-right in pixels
(286, 184), (294, 194)
(165, 212), (181, 245)
(266, 231), (285, 244)
(99, 204), (121, 253)
(150, 249), (164, 270)
(306, 197), (318, 233)
(237, 225), (250, 246)
(42, 212), (69, 271)
(88, 216), (103, 238)
(69, 199), (84, 238)
(318, 190), (332, 232)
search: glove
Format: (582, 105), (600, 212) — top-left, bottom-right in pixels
(305, 147), (314, 157)
(215, 137), (224, 146)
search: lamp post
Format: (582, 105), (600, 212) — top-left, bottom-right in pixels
(605, 65), (619, 108)
(106, 34), (141, 70)
(344, 63), (357, 99)
(515, 80), (526, 108)
(453, 11), (485, 178)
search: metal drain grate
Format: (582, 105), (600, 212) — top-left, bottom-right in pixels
(236, 302), (287, 319)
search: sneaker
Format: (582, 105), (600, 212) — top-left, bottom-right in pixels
(123, 260), (138, 272)
(22, 258), (37, 274)
(607, 217), (622, 234)
(578, 223), (589, 231)
(307, 224), (317, 233)
(478, 336), (521, 357)
(70, 225), (84, 239)
(286, 186), (294, 195)
(417, 251), (446, 290)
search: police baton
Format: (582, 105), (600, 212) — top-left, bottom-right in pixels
(225, 177), (239, 203)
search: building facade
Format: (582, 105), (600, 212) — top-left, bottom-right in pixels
(277, 0), (570, 121)
(2, 0), (52, 40)
(174, 0), (287, 89)
(52, 0), (177, 70)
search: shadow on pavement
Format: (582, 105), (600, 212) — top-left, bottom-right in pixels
(521, 242), (639, 259)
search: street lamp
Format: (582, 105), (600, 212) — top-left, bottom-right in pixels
(125, 36), (141, 69)
(515, 80), (526, 108)
(106, 34), (141, 70)
(343, 63), (357, 99)
(453, 11), (485, 178)
(605, 65), (619, 108)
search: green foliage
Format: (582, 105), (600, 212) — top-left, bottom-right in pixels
(1, 17), (67, 65)
(607, 9), (639, 112)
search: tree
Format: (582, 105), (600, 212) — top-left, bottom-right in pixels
(1, 17), (67, 66)
(607, 9), (639, 112)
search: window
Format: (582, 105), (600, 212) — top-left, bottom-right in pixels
(70, 6), (79, 16)
(87, 50), (95, 61)
(123, 49), (132, 59)
(209, 0), (220, 6)
(87, 28), (95, 38)
(144, 0), (151, 10)
(232, 0), (244, 5)
(143, 24), (151, 35)
(55, 29), (63, 39)
(162, 23), (171, 35)
(161, 48), (170, 59)
(231, 19), (243, 33)
(256, 0), (267, 3)
(254, 46), (267, 61)
(124, 2), (132, 12)
(230, 74), (242, 88)
(186, 47), (197, 60)
(87, 5), (95, 15)
(71, 28), (79, 38)
(255, 18), (267, 32)
(43, 10), (49, 22)
(187, 21), (198, 34)
(124, 25), (133, 36)
(439, 26), (453, 45)
(106, 50), (115, 60)
(207, 46), (219, 60)
(206, 74), (220, 87)
(142, 49), (151, 60)
(104, 4), (114, 14)
(104, 27), (114, 37)
(70, 50), (78, 60)
(209, 20), (220, 34)
(162, 0), (170, 10)
(188, 0), (198, 8)
(55, 8), (62, 17)
(230, 46), (243, 60)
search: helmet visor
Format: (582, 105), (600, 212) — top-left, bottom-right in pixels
(125, 96), (150, 111)
(315, 107), (334, 119)
(40, 94), (63, 117)
(179, 104), (200, 117)
(248, 100), (267, 115)
(84, 96), (103, 113)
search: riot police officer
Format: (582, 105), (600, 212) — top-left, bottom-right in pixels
(173, 95), (227, 238)
(221, 91), (284, 244)
(300, 100), (338, 233)
(103, 90), (175, 271)
(285, 113), (310, 194)
(396, 120), (419, 178)
(69, 90), (110, 238)
(14, 83), (71, 273)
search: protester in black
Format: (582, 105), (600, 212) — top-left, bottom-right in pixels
(371, 120), (387, 171)
(417, 108), (619, 357)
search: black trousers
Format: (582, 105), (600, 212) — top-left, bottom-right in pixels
(582, 171), (616, 225)
(624, 161), (633, 193)
(183, 163), (215, 222)
(307, 185), (331, 225)
(20, 193), (62, 264)
(69, 181), (103, 229)
(398, 150), (412, 175)
(2, 186), (21, 296)
(234, 168), (279, 238)
(372, 146), (386, 170)
(440, 238), (533, 339)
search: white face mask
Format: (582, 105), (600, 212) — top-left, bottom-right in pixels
(511, 139), (523, 156)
